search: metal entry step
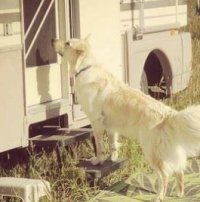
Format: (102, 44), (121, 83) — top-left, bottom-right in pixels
(30, 130), (91, 147)
(78, 159), (128, 180)
(30, 128), (128, 180)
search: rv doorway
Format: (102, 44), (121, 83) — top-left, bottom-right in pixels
(22, 0), (62, 106)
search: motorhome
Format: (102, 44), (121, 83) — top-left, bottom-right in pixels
(0, 0), (191, 153)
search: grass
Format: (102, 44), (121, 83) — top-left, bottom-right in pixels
(1, 1), (200, 202)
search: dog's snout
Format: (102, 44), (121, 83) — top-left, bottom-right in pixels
(51, 38), (56, 45)
(66, 41), (70, 46)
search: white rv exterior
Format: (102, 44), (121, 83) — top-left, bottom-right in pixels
(120, 0), (191, 97)
(0, 0), (192, 153)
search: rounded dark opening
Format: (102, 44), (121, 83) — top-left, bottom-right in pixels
(141, 51), (170, 99)
(144, 52), (162, 86)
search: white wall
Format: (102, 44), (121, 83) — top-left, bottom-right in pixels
(77, 0), (124, 80)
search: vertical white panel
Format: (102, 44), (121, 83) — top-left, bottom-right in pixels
(77, 0), (123, 80)
(0, 49), (25, 152)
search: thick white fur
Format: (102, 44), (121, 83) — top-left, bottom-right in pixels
(52, 38), (200, 201)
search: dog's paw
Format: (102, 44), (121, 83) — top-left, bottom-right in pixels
(177, 191), (184, 198)
(90, 157), (104, 165)
(110, 151), (119, 162)
(151, 195), (164, 202)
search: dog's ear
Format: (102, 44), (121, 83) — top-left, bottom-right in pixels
(73, 40), (90, 55)
(84, 34), (91, 42)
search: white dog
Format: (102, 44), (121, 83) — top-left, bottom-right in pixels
(52, 38), (200, 202)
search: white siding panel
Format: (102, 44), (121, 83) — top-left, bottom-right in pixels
(120, 2), (188, 31)
(25, 64), (62, 106)
(78, 0), (123, 80)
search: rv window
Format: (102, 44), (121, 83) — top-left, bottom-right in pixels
(23, 0), (57, 67)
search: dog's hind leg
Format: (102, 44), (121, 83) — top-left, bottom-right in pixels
(153, 170), (169, 202)
(175, 171), (184, 197)
(108, 132), (120, 162)
(90, 121), (104, 165)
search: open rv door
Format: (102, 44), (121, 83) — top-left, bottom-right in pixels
(23, 0), (62, 106)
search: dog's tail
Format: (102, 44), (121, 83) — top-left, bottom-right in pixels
(172, 105), (200, 157)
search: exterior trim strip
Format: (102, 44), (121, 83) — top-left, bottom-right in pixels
(120, 0), (187, 11)
(0, 13), (20, 23)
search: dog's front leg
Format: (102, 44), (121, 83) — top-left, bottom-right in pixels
(108, 132), (121, 162)
(90, 122), (104, 165)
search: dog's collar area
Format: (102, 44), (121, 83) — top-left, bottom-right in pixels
(75, 65), (92, 78)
